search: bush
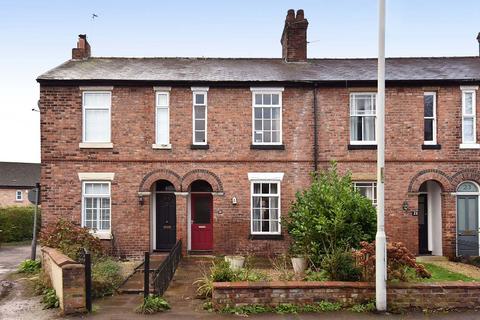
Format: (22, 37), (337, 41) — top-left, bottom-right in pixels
(92, 258), (123, 298)
(39, 219), (104, 261)
(320, 248), (361, 281)
(286, 162), (376, 266)
(0, 206), (40, 242)
(303, 269), (329, 281)
(135, 295), (170, 314)
(18, 259), (41, 274)
(353, 241), (431, 281)
(41, 288), (59, 309)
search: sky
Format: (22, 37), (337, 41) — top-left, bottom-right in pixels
(0, 0), (479, 163)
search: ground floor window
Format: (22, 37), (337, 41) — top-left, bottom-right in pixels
(353, 181), (377, 206)
(82, 181), (111, 231)
(251, 181), (281, 234)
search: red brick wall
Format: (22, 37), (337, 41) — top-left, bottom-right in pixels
(212, 281), (480, 311)
(40, 83), (480, 257)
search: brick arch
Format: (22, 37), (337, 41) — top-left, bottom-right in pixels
(139, 169), (181, 192)
(408, 169), (452, 193)
(451, 169), (480, 190)
(181, 169), (223, 192)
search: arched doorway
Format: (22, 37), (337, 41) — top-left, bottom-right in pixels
(153, 180), (176, 251)
(418, 181), (443, 255)
(457, 181), (480, 256)
(189, 180), (213, 251)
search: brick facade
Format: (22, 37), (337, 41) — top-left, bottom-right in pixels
(39, 83), (480, 258)
(0, 188), (31, 207)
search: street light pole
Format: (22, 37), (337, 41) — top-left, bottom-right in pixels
(376, 0), (387, 312)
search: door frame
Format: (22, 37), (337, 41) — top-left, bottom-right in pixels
(456, 181), (480, 256)
(188, 192), (213, 251)
(152, 191), (176, 251)
(418, 193), (430, 254)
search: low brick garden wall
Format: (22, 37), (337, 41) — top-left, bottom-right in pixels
(41, 247), (86, 314)
(212, 281), (480, 311)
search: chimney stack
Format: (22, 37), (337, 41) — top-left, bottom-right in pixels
(477, 32), (480, 56)
(281, 9), (308, 62)
(72, 34), (91, 59)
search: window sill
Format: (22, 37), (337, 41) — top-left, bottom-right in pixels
(348, 144), (377, 150)
(152, 143), (172, 150)
(250, 144), (285, 150)
(459, 143), (480, 149)
(79, 142), (113, 149)
(190, 144), (209, 150)
(249, 234), (284, 240)
(89, 231), (112, 240)
(422, 144), (441, 150)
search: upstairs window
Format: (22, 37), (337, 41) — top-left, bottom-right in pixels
(354, 181), (377, 206)
(82, 91), (111, 143)
(350, 93), (376, 144)
(251, 88), (283, 145)
(155, 90), (170, 147)
(192, 88), (208, 145)
(15, 190), (22, 201)
(461, 86), (478, 147)
(424, 92), (437, 145)
(82, 182), (111, 232)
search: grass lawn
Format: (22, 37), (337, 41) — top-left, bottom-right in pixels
(420, 263), (477, 282)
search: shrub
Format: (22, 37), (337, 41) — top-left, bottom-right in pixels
(135, 295), (170, 314)
(92, 258), (123, 298)
(39, 219), (104, 260)
(286, 162), (376, 265)
(303, 269), (329, 281)
(41, 288), (59, 309)
(353, 241), (431, 281)
(320, 248), (361, 281)
(350, 301), (376, 313)
(210, 260), (236, 282)
(18, 259), (41, 274)
(0, 206), (40, 242)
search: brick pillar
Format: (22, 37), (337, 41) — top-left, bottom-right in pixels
(212, 193), (225, 254)
(442, 192), (456, 258)
(175, 192), (188, 255)
(404, 193), (419, 255)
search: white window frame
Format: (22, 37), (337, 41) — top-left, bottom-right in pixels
(15, 190), (22, 201)
(81, 181), (111, 235)
(82, 90), (112, 144)
(153, 88), (171, 149)
(423, 92), (437, 145)
(248, 172), (284, 235)
(191, 87), (209, 145)
(353, 181), (377, 206)
(460, 86), (479, 148)
(349, 93), (377, 145)
(250, 87), (284, 145)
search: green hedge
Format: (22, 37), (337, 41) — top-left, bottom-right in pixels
(0, 206), (41, 242)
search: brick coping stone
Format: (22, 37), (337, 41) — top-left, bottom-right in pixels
(41, 247), (79, 267)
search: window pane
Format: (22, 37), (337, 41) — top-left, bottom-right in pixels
(195, 131), (205, 143)
(263, 108), (271, 119)
(263, 120), (271, 130)
(195, 94), (205, 105)
(253, 197), (261, 208)
(458, 182), (479, 192)
(468, 197), (476, 231)
(254, 120), (262, 131)
(264, 132), (271, 143)
(85, 109), (109, 142)
(255, 94), (262, 105)
(270, 183), (278, 194)
(263, 94), (271, 105)
(157, 93), (168, 106)
(195, 119), (205, 131)
(254, 132), (262, 143)
(272, 107), (280, 119)
(424, 119), (433, 141)
(458, 199), (466, 231)
(84, 92), (110, 108)
(156, 107), (169, 144)
(270, 220), (279, 232)
(254, 107), (262, 119)
(253, 183), (261, 194)
(261, 183), (269, 194)
(262, 220), (270, 232)
(363, 116), (375, 141)
(350, 116), (362, 141)
(272, 119), (280, 130)
(271, 131), (280, 143)
(464, 118), (474, 142)
(464, 92), (473, 115)
(195, 105), (206, 119)
(272, 94), (279, 105)
(253, 220), (261, 232)
(424, 95), (434, 117)
(261, 196), (269, 208)
(253, 208), (260, 219)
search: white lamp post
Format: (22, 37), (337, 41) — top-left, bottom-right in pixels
(376, 0), (387, 312)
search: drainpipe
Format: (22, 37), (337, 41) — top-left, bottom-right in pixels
(313, 83), (318, 172)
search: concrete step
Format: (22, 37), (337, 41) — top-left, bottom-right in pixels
(416, 255), (448, 263)
(118, 255), (168, 294)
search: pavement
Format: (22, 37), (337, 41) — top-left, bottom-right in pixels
(0, 243), (35, 280)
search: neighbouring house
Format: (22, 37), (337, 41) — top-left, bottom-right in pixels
(0, 162), (40, 207)
(37, 9), (480, 258)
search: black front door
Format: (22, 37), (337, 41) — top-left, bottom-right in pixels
(156, 193), (176, 250)
(418, 194), (429, 254)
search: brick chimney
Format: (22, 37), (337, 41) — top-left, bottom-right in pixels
(477, 32), (480, 56)
(72, 34), (91, 59)
(281, 9), (308, 62)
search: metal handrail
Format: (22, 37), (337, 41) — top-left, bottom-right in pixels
(152, 240), (182, 296)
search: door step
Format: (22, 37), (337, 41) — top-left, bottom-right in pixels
(416, 255), (448, 262)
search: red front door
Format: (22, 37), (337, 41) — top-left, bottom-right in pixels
(191, 193), (213, 251)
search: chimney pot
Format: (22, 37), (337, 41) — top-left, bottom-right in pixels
(281, 9), (308, 62)
(477, 32), (480, 56)
(72, 34), (91, 59)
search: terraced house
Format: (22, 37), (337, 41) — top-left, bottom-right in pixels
(38, 9), (480, 258)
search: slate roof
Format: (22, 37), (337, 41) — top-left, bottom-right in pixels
(37, 56), (480, 83)
(0, 162), (40, 188)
